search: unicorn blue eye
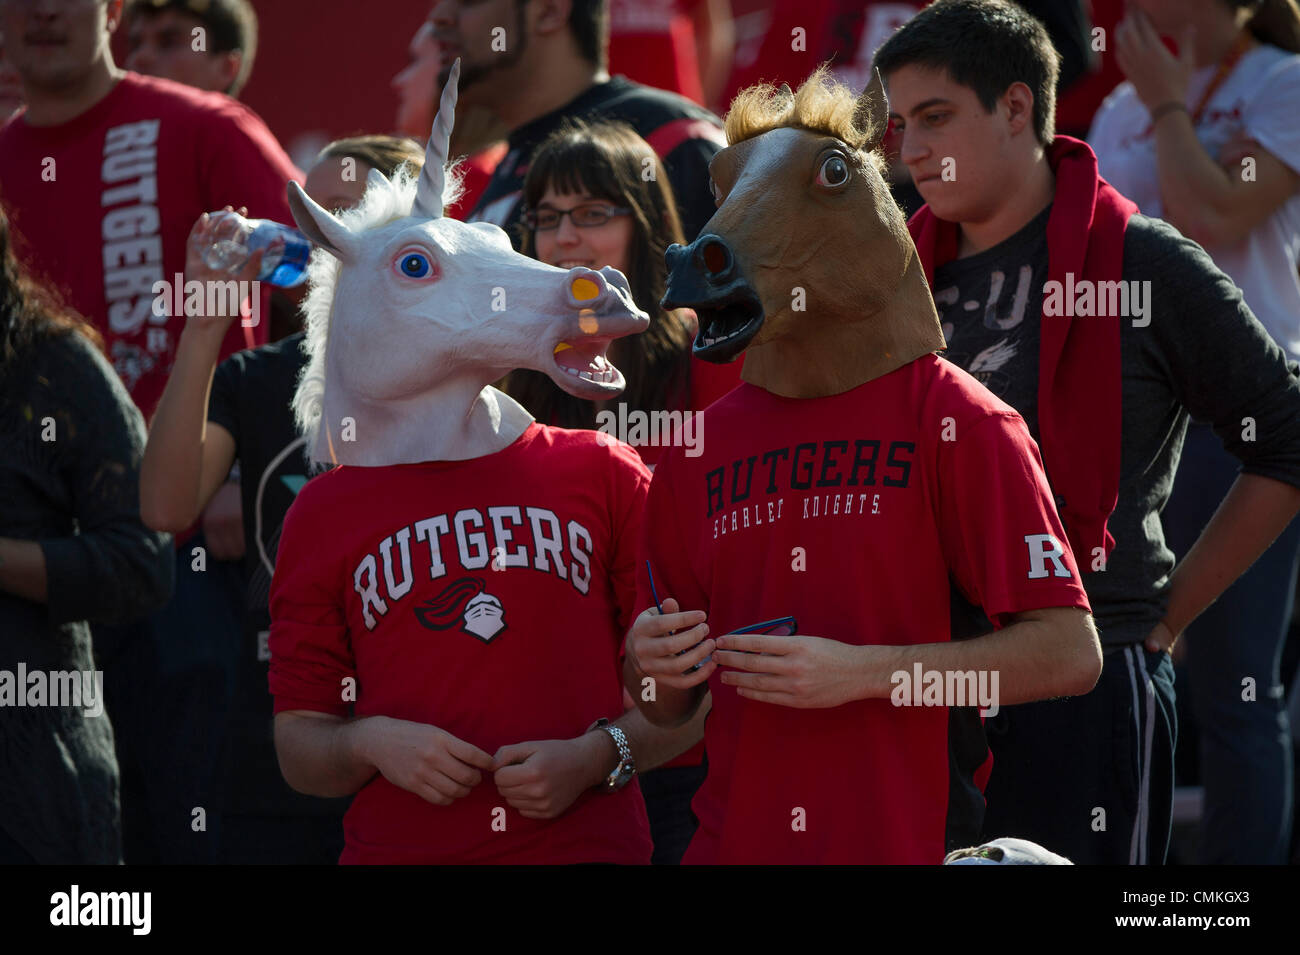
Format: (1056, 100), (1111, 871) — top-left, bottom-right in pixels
(396, 252), (433, 279)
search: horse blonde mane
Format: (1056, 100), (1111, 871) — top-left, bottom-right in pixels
(293, 159), (465, 456)
(724, 66), (888, 174)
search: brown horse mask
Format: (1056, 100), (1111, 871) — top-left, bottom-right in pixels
(663, 68), (945, 398)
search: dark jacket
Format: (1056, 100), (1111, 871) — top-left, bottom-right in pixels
(0, 325), (172, 863)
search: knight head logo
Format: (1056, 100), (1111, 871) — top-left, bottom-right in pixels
(415, 577), (507, 643)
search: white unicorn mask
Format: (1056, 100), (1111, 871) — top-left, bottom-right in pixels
(287, 59), (650, 467)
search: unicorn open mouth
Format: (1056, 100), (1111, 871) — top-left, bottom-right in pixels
(552, 338), (625, 391)
(545, 267), (646, 397)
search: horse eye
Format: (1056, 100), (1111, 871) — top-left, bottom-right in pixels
(397, 252), (432, 279)
(817, 155), (850, 187)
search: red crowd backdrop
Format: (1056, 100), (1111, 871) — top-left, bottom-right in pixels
(109, 0), (1127, 174)
(113, 0), (431, 169)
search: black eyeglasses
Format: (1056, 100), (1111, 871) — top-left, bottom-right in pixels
(523, 202), (632, 231)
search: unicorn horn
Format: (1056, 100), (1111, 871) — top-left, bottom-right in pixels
(413, 57), (461, 219)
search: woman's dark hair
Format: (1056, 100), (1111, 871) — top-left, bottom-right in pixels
(505, 118), (694, 428)
(315, 134), (426, 180)
(1228, 0), (1300, 53)
(0, 202), (101, 376)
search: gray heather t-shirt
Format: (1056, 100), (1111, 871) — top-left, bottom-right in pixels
(934, 210), (1300, 647)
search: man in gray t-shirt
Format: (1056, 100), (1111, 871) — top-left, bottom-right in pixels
(877, 0), (1300, 865)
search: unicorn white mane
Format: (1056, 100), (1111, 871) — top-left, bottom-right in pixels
(292, 159), (466, 453)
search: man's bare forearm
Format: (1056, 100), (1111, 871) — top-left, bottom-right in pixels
(273, 711), (381, 798)
(612, 693), (709, 771)
(850, 606), (1102, 705)
(1163, 473), (1300, 637)
(1153, 110), (1236, 236)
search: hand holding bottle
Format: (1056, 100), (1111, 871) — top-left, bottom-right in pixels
(183, 206), (266, 334)
(200, 207), (312, 287)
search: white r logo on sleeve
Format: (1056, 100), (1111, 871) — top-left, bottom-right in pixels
(1025, 533), (1072, 579)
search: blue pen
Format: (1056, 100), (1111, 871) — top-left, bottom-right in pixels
(646, 560), (708, 673)
(645, 559), (664, 615)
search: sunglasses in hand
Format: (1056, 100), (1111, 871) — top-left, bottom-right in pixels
(647, 558), (800, 675)
(688, 616), (799, 673)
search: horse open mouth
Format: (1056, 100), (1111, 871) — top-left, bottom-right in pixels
(692, 288), (765, 363)
(552, 337), (625, 393)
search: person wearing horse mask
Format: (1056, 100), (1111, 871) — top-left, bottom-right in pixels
(265, 63), (706, 865)
(624, 65), (1104, 864)
(875, 0), (1300, 865)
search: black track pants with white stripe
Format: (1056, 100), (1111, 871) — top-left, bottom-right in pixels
(979, 646), (1176, 864)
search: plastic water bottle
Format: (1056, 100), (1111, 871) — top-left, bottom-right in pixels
(201, 211), (312, 288)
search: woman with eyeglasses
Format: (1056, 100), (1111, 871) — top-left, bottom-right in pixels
(505, 117), (740, 469)
(505, 118), (739, 864)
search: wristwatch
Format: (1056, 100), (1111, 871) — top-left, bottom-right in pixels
(587, 717), (636, 792)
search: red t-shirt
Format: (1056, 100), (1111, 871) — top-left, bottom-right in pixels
(0, 73), (302, 419)
(609, 0), (705, 105)
(631, 351), (742, 768)
(1055, 0), (1126, 137)
(447, 142), (509, 222)
(637, 355), (1091, 864)
(722, 0), (923, 115)
(633, 354), (744, 472)
(268, 424), (654, 864)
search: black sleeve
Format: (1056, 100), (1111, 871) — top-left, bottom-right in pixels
(38, 333), (174, 625)
(1019, 0), (1093, 92)
(1130, 216), (1300, 488)
(663, 136), (723, 243)
(207, 350), (242, 456)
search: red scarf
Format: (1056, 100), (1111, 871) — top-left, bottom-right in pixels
(908, 135), (1136, 564)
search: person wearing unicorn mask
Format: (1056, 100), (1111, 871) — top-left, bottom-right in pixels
(265, 63), (705, 864)
(626, 65), (1104, 865)
(873, 0), (1300, 864)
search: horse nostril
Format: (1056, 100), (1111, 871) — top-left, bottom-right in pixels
(697, 238), (732, 278)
